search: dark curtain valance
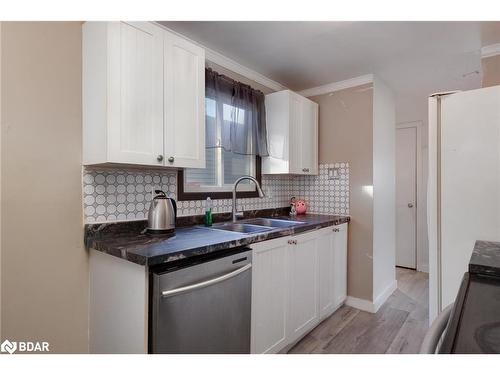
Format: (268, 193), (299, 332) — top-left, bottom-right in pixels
(205, 68), (269, 157)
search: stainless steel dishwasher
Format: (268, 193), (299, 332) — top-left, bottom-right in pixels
(150, 247), (252, 354)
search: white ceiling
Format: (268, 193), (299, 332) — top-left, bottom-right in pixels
(159, 21), (500, 124)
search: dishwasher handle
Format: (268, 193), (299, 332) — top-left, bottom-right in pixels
(161, 263), (252, 298)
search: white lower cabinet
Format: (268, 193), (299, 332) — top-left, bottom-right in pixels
(332, 223), (348, 307)
(317, 223), (348, 320)
(317, 227), (336, 319)
(250, 237), (289, 354)
(286, 230), (319, 343)
(250, 223), (348, 353)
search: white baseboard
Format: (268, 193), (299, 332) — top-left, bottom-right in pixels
(345, 279), (398, 313)
(417, 264), (429, 273)
(373, 280), (398, 312)
(345, 296), (377, 313)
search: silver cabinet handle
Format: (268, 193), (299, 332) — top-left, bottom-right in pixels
(157, 155), (164, 162)
(161, 263), (252, 298)
(168, 156), (175, 163)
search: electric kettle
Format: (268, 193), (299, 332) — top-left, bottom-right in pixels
(147, 190), (177, 234)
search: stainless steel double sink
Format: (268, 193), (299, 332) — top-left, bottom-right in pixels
(208, 217), (305, 234)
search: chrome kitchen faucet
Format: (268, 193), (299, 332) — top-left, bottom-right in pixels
(232, 176), (265, 222)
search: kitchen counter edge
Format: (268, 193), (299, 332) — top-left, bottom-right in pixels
(85, 214), (350, 267)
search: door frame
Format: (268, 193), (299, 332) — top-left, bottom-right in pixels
(396, 121), (425, 272)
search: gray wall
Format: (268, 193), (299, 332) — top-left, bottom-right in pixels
(1, 22), (89, 353)
(310, 83), (374, 301)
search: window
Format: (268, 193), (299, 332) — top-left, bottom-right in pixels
(178, 68), (267, 201)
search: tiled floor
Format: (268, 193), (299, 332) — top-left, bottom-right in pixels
(289, 267), (429, 354)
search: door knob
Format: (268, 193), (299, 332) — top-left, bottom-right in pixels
(408, 203), (414, 208)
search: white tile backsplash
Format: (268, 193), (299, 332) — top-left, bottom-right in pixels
(83, 163), (349, 223)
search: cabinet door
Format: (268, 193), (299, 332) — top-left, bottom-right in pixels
(317, 227), (336, 319)
(251, 238), (288, 354)
(164, 32), (205, 168)
(300, 99), (318, 175)
(287, 231), (319, 342)
(107, 22), (164, 165)
(333, 224), (348, 307)
(288, 93), (303, 174)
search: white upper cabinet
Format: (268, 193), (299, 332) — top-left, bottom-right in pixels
(83, 22), (205, 168)
(262, 90), (318, 175)
(164, 32), (205, 168)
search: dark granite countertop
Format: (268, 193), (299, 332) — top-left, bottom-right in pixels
(469, 240), (500, 278)
(440, 239), (500, 353)
(85, 213), (350, 267)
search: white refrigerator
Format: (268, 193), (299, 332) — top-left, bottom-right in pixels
(428, 86), (500, 322)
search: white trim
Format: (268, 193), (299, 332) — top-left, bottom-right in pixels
(396, 121), (427, 273)
(297, 74), (374, 98)
(372, 280), (398, 312)
(418, 264), (429, 273)
(204, 49), (288, 92)
(345, 296), (377, 313)
(481, 43), (500, 59)
(153, 22), (288, 92)
(345, 280), (397, 313)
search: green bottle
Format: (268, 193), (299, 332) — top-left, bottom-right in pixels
(204, 197), (213, 226)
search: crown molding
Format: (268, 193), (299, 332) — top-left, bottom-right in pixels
(154, 22), (288, 92)
(203, 49), (288, 92)
(481, 43), (500, 59)
(298, 74), (374, 97)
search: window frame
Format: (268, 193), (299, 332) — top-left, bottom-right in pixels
(177, 156), (263, 201)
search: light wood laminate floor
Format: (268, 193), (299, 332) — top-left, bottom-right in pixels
(289, 267), (429, 354)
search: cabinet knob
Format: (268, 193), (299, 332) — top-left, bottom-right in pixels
(333, 228), (340, 233)
(157, 155), (164, 162)
(168, 156), (175, 163)
(302, 168), (310, 172)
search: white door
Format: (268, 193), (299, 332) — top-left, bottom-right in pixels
(333, 223), (348, 307)
(287, 231), (319, 342)
(396, 126), (417, 268)
(107, 22), (164, 165)
(250, 238), (288, 354)
(164, 32), (205, 168)
(317, 228), (335, 319)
